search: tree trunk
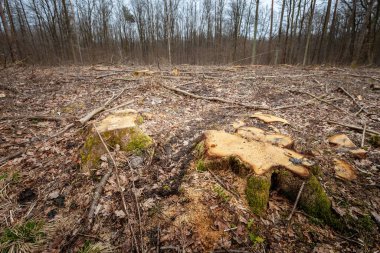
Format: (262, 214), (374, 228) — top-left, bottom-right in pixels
(275, 0), (286, 65)
(0, 0), (14, 62)
(251, 0), (259, 64)
(303, 0), (316, 66)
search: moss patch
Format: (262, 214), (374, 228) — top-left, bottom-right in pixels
(81, 127), (152, 172)
(368, 134), (380, 148)
(246, 174), (271, 216)
(195, 159), (206, 172)
(277, 170), (343, 230)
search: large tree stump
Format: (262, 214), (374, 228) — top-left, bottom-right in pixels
(196, 130), (340, 229)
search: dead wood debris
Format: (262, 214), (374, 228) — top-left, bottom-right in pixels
(159, 82), (270, 110)
(327, 121), (380, 135)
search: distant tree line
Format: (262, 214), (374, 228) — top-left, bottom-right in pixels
(0, 0), (379, 66)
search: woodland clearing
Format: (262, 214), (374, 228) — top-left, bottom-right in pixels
(0, 64), (379, 252)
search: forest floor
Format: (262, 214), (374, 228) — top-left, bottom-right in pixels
(0, 64), (380, 253)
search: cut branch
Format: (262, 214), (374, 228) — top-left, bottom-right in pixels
(338, 87), (367, 113)
(327, 121), (380, 135)
(0, 115), (64, 122)
(160, 82), (270, 110)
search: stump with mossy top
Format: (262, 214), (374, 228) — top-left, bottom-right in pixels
(81, 109), (152, 173)
(196, 130), (340, 229)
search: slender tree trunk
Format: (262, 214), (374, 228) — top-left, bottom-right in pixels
(267, 0), (274, 64)
(368, 0), (379, 64)
(352, 0), (374, 65)
(275, 0), (286, 64)
(325, 0), (339, 63)
(0, 0), (14, 62)
(4, 0), (22, 59)
(317, 0), (332, 63)
(251, 0), (259, 64)
(303, 0), (316, 65)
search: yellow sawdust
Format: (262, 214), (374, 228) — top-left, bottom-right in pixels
(237, 127), (293, 148)
(333, 159), (357, 181)
(95, 109), (138, 133)
(204, 130), (309, 177)
(251, 112), (289, 124)
(169, 173), (226, 251)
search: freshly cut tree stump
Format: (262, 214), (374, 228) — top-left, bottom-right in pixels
(81, 109), (151, 173)
(197, 130), (340, 227)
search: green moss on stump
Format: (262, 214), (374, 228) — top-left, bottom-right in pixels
(277, 170), (343, 230)
(246, 174), (271, 216)
(81, 127), (152, 172)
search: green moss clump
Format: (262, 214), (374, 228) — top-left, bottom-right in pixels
(246, 175), (271, 216)
(277, 170), (343, 230)
(135, 115), (144, 125)
(125, 128), (152, 154)
(194, 141), (205, 158)
(310, 165), (321, 176)
(357, 214), (375, 232)
(81, 127), (152, 172)
(368, 134), (380, 148)
(213, 185), (230, 202)
(196, 159), (206, 172)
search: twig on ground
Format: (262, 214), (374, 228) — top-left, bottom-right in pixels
(361, 123), (367, 147)
(287, 181), (305, 221)
(326, 121), (380, 135)
(0, 115), (64, 122)
(87, 170), (112, 228)
(160, 82), (270, 110)
(104, 100), (134, 112)
(338, 87), (367, 113)
(208, 169), (240, 199)
(290, 90), (344, 112)
(96, 72), (120, 79)
(0, 150), (24, 165)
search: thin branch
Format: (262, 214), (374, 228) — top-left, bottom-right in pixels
(160, 82), (270, 110)
(327, 121), (380, 135)
(287, 181), (305, 221)
(361, 123), (367, 147)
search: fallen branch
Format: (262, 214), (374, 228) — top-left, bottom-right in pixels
(95, 72), (120, 79)
(160, 82), (270, 110)
(0, 115), (63, 122)
(87, 170), (112, 228)
(0, 83), (19, 93)
(0, 150), (24, 165)
(338, 87), (367, 113)
(79, 86), (128, 124)
(287, 181), (305, 221)
(290, 90), (345, 112)
(208, 169), (240, 199)
(327, 121), (380, 135)
(361, 123), (367, 147)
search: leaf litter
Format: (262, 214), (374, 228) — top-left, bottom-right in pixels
(0, 65), (379, 252)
